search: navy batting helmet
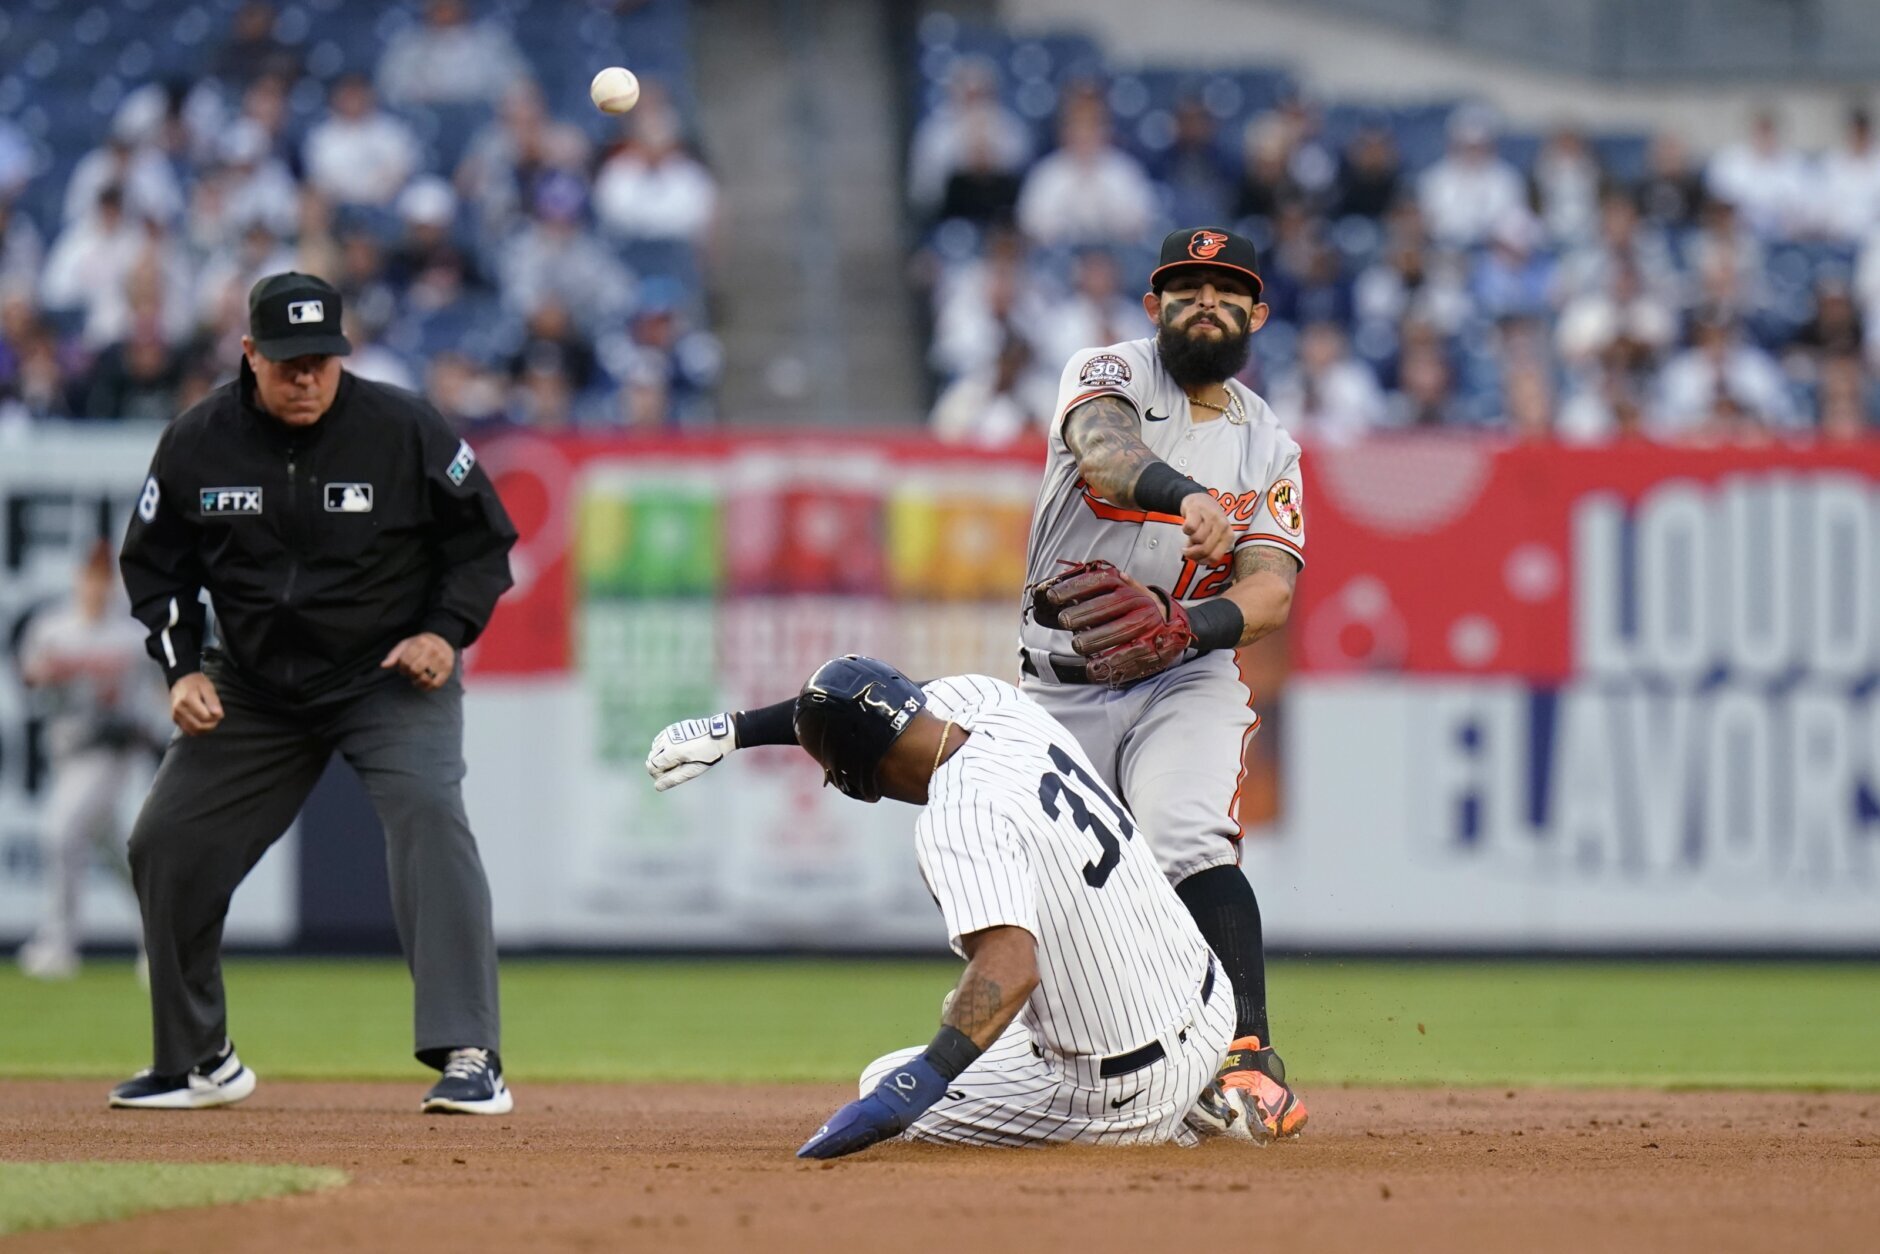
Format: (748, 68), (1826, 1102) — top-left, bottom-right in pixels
(794, 655), (927, 802)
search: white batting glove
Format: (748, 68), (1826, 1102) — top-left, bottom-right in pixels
(645, 713), (739, 792)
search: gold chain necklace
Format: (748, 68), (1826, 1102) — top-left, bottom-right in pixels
(1186, 391), (1246, 424)
(931, 720), (955, 781)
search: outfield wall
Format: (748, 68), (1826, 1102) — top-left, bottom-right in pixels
(1, 426), (1875, 952)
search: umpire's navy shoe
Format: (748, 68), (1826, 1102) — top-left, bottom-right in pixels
(421, 1047), (513, 1115)
(109, 1039), (257, 1110)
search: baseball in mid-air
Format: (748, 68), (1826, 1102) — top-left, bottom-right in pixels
(590, 66), (641, 115)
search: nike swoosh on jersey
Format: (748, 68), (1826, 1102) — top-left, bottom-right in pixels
(1110, 1089), (1145, 1108)
(1143, 408), (1171, 422)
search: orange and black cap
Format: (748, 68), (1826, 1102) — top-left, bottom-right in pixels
(1149, 227), (1263, 299)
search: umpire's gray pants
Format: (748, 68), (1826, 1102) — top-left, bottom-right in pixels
(129, 655), (500, 1076)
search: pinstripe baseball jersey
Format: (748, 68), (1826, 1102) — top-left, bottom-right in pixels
(1018, 337), (1305, 660)
(916, 674), (1217, 1058)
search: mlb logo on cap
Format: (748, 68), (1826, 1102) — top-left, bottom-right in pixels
(247, 272), (352, 361)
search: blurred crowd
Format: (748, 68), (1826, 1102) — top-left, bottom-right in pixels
(0, 0), (721, 435)
(912, 53), (1880, 447)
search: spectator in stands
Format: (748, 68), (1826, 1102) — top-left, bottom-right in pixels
(1033, 248), (1138, 378)
(213, 1), (301, 87)
(1816, 352), (1875, 439)
(427, 350), (508, 431)
(1810, 107), (1880, 244)
(617, 281), (720, 428)
(497, 171), (633, 333)
(1471, 211), (1554, 323)
(1150, 98), (1237, 228)
(1533, 126), (1601, 246)
(1353, 203), (1470, 336)
(1273, 91), (1339, 205)
(593, 91), (719, 249)
(1015, 99), (1156, 245)
(0, 116), (33, 205)
(1331, 124), (1402, 221)
(929, 332), (1051, 446)
(1654, 308), (1798, 438)
(456, 80), (589, 242)
(1554, 188), (1680, 307)
(217, 120), (300, 239)
(387, 177), (485, 311)
(194, 220), (297, 333)
(0, 333), (77, 424)
(0, 291), (39, 392)
(1557, 354), (1648, 444)
(935, 129), (1026, 228)
(341, 310), (419, 391)
(507, 298), (597, 394)
(1233, 118), (1306, 221)
(336, 231), (399, 335)
(40, 188), (147, 346)
(1793, 279), (1865, 361)
(1417, 104), (1526, 251)
(1635, 131), (1705, 232)
(1556, 259), (1677, 380)
(930, 239), (1040, 380)
(1266, 319), (1386, 443)
(236, 75), (294, 163)
(377, 0), (529, 108)
(1501, 355), (1557, 440)
(1683, 197), (1767, 320)
(303, 75), (422, 208)
(511, 359), (575, 431)
(907, 56), (1031, 219)
(0, 199), (44, 296)
(63, 97), (185, 227)
(1386, 339), (1462, 427)
(1704, 107), (1809, 239)
(81, 321), (183, 422)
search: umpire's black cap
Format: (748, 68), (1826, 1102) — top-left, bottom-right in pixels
(794, 655), (927, 804)
(1149, 227), (1264, 299)
(247, 272), (352, 360)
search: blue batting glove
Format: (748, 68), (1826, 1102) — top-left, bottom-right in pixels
(796, 1056), (949, 1159)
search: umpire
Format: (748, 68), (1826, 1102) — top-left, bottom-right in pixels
(112, 272), (518, 1114)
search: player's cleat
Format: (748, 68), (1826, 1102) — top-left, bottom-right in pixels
(109, 1040), (256, 1110)
(17, 937), (80, 981)
(1188, 1036), (1308, 1144)
(421, 1048), (513, 1115)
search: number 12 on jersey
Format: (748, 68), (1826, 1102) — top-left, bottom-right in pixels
(1037, 743), (1135, 888)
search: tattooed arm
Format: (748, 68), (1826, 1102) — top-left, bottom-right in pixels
(1217, 545), (1300, 646)
(1063, 395), (1163, 506)
(1064, 396), (1233, 562)
(944, 925), (1040, 1049)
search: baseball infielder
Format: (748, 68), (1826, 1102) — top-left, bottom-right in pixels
(646, 656), (1242, 1156)
(1013, 226), (1308, 1140)
(14, 541), (160, 980)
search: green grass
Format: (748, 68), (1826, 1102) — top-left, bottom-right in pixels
(0, 1163), (345, 1236)
(2, 958), (1877, 1089)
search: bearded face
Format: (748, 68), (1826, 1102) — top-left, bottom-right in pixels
(1152, 272), (1259, 389)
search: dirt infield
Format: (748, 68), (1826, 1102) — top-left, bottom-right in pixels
(2, 1081), (1876, 1253)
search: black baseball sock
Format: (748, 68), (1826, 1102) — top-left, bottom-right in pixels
(1175, 865), (1271, 1046)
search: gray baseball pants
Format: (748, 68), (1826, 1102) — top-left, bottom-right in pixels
(128, 654), (500, 1075)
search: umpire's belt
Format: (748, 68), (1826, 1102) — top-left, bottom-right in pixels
(1097, 955), (1216, 1079)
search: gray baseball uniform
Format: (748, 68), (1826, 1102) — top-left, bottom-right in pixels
(1018, 337), (1306, 882)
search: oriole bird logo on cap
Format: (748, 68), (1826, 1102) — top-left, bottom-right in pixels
(1188, 230), (1230, 260)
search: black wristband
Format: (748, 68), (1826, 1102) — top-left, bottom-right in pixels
(1133, 461), (1209, 516)
(731, 697), (798, 747)
(921, 1024), (984, 1082)
(1187, 596), (1245, 652)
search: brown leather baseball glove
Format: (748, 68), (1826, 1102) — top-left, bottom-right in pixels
(1028, 559), (1195, 687)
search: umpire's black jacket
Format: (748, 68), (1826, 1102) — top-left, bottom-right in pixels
(121, 361), (517, 702)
